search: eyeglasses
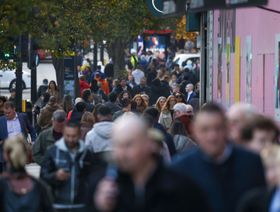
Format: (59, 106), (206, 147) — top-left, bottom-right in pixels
(176, 95), (182, 98)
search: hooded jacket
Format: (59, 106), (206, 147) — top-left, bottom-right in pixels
(85, 121), (113, 153)
(40, 138), (92, 210)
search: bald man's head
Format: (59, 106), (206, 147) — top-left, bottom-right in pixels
(227, 103), (256, 143)
(186, 83), (194, 92)
(112, 114), (154, 173)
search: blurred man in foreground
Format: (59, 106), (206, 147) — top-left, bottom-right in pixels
(172, 103), (266, 212)
(93, 114), (210, 212)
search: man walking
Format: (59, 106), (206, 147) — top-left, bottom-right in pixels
(0, 101), (36, 172)
(85, 105), (113, 153)
(41, 122), (92, 211)
(33, 110), (66, 165)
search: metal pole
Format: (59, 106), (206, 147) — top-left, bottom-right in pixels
(29, 35), (37, 103)
(200, 12), (207, 105)
(94, 42), (98, 71)
(16, 35), (23, 112)
(74, 55), (80, 98)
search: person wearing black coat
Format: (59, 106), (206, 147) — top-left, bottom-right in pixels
(160, 79), (172, 97)
(69, 102), (87, 123)
(172, 103), (266, 212)
(150, 79), (171, 105)
(104, 62), (114, 78)
(237, 188), (277, 212)
(132, 78), (151, 97)
(147, 68), (157, 86)
(92, 114), (211, 212)
(178, 68), (196, 85)
(150, 79), (162, 105)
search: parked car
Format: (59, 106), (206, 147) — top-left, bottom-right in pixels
(173, 53), (200, 68)
(0, 69), (31, 90)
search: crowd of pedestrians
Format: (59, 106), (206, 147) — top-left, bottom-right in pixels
(0, 53), (279, 212)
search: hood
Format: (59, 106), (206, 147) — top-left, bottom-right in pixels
(94, 121), (113, 139)
(55, 138), (85, 153)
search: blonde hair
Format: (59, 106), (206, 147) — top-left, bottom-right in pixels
(155, 96), (167, 111)
(4, 135), (28, 169)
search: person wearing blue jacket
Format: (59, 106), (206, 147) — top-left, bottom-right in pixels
(40, 122), (92, 211)
(172, 103), (266, 212)
(0, 101), (36, 173)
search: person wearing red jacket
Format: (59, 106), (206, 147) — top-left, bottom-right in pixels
(79, 75), (91, 96)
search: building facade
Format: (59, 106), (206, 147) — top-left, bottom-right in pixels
(208, 0), (280, 120)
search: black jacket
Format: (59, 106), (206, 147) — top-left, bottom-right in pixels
(133, 85), (151, 96)
(91, 160), (211, 212)
(150, 79), (171, 105)
(237, 187), (277, 212)
(172, 146), (266, 212)
(104, 102), (121, 114)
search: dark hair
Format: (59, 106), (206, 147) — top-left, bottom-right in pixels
(119, 91), (131, 100)
(97, 105), (112, 116)
(241, 115), (280, 143)
(65, 121), (80, 130)
(0, 96), (7, 103)
(82, 89), (91, 101)
(75, 102), (86, 112)
(174, 92), (186, 104)
(109, 92), (117, 103)
(143, 107), (159, 120)
(142, 114), (154, 128)
(4, 101), (15, 109)
(120, 98), (131, 108)
(43, 92), (51, 103)
(48, 80), (58, 91)
(170, 119), (187, 136)
(197, 102), (225, 120)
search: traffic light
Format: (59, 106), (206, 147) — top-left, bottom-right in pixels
(27, 36), (39, 70)
(0, 50), (14, 62)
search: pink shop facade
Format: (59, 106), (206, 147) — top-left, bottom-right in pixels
(206, 0), (280, 121)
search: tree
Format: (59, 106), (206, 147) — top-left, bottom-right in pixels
(0, 0), (177, 90)
(87, 0), (176, 76)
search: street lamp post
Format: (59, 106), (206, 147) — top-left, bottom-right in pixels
(94, 42), (98, 71)
(15, 35), (23, 112)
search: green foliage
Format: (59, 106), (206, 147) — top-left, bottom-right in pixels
(0, 0), (177, 69)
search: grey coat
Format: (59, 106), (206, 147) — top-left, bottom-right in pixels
(173, 135), (197, 153)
